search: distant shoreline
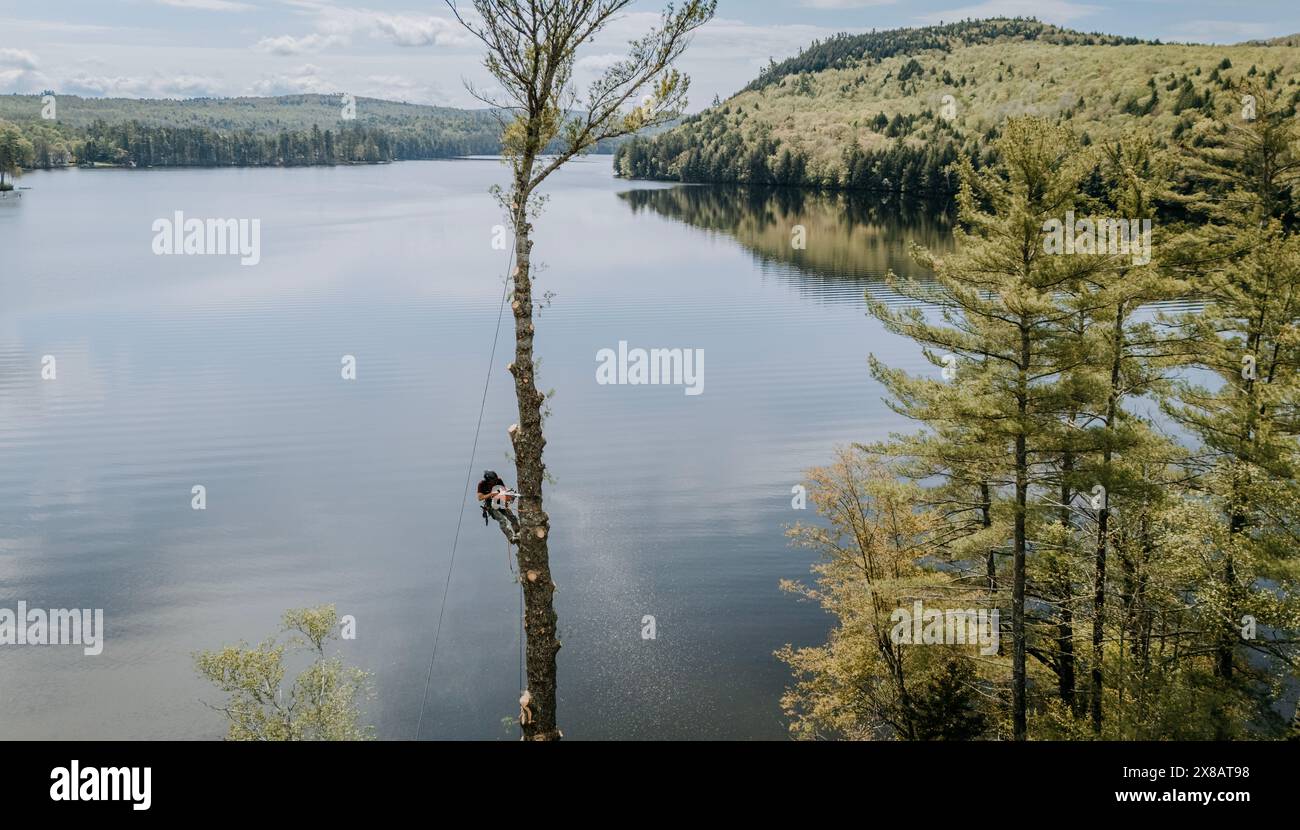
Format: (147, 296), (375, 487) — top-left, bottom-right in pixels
(16, 153), (616, 175)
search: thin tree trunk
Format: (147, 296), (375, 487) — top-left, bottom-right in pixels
(1135, 518), (1155, 730)
(1056, 453), (1076, 713)
(510, 175), (561, 741)
(1013, 325), (1030, 741)
(1057, 609), (1076, 713)
(1218, 325), (1264, 681)
(884, 639), (916, 740)
(981, 482), (997, 598)
(1218, 462), (1249, 683)
(1093, 303), (1124, 735)
(1091, 504), (1108, 734)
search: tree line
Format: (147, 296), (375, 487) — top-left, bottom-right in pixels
(0, 117), (502, 170)
(779, 82), (1300, 740)
(614, 112), (966, 195)
(743, 17), (1151, 95)
(0, 102), (627, 173)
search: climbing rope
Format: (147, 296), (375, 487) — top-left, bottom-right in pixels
(414, 242), (516, 741)
(506, 535), (524, 694)
(503, 535), (524, 694)
(519, 567), (525, 694)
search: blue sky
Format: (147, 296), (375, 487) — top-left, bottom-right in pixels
(1, 1), (1297, 109)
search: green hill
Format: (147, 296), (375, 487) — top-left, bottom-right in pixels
(0, 93), (498, 132)
(615, 17), (1300, 194)
(0, 93), (622, 169)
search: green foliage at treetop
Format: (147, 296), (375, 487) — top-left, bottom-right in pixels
(195, 604), (373, 741)
(0, 123), (34, 189)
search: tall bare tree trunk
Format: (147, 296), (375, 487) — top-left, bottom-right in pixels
(510, 178), (561, 741)
(445, 0), (717, 743)
(1013, 326), (1030, 741)
(1092, 304), (1124, 735)
(1091, 504), (1108, 734)
(1055, 454), (1076, 714)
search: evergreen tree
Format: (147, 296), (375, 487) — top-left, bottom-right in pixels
(910, 657), (990, 740)
(1164, 82), (1300, 706)
(868, 118), (1113, 738)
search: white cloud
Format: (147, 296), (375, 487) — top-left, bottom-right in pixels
(370, 13), (465, 47)
(0, 18), (122, 34)
(0, 49), (51, 93)
(1166, 20), (1276, 45)
(0, 48), (39, 70)
(799, 0), (896, 7)
(61, 71), (225, 98)
(362, 74), (452, 105)
(254, 33), (349, 55)
(575, 53), (625, 73)
(313, 6), (470, 48)
(154, 0), (253, 11)
(249, 63), (334, 96)
(695, 16), (849, 59)
(246, 64), (452, 105)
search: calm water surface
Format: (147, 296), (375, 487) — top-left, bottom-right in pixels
(0, 157), (952, 739)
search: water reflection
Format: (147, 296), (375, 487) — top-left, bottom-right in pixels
(619, 185), (956, 300)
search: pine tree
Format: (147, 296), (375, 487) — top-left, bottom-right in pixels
(1064, 135), (1185, 734)
(910, 657), (990, 740)
(868, 117), (1114, 738)
(1164, 83), (1300, 705)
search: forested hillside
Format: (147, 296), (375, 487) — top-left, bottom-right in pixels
(0, 93), (620, 170)
(615, 18), (1300, 194)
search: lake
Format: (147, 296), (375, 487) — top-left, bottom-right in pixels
(0, 156), (953, 740)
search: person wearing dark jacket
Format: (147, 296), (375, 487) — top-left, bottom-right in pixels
(477, 470), (520, 545)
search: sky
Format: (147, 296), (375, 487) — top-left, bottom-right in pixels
(1, 0), (1298, 110)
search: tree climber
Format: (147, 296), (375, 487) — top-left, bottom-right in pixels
(477, 470), (520, 546)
